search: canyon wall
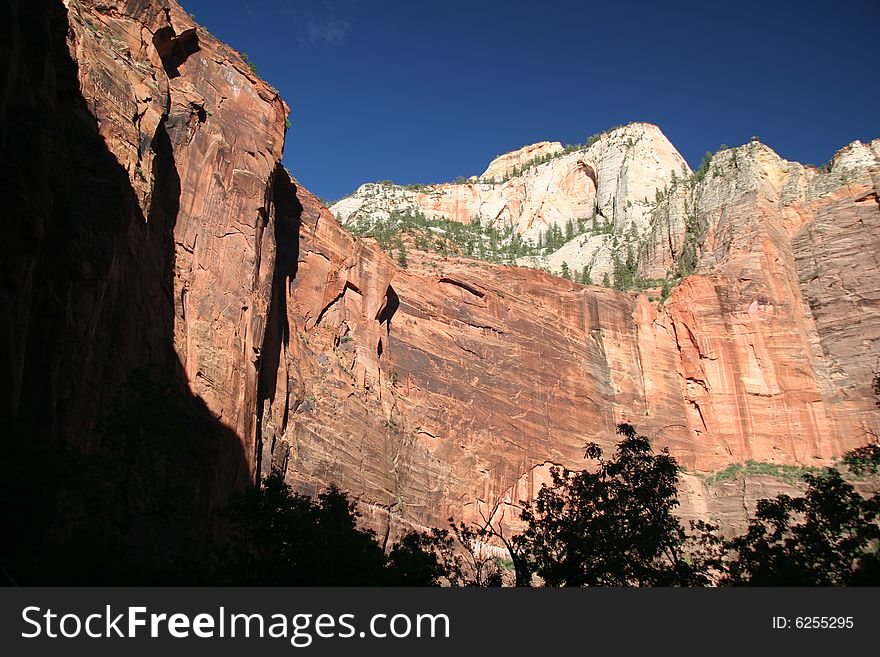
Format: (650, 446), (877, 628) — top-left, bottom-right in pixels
(4, 0), (878, 545)
(2, 0), (288, 502)
(266, 155), (880, 536)
(319, 118), (880, 539)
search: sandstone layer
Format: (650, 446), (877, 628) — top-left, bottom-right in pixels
(480, 140), (564, 181)
(330, 122), (690, 284)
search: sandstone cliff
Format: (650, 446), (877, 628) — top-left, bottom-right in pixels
(4, 0), (879, 548)
(330, 122), (690, 284)
(2, 0), (288, 504)
(480, 140), (564, 181)
(319, 131), (880, 537)
(266, 159), (880, 536)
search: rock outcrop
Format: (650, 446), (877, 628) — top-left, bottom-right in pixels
(480, 140), (564, 181)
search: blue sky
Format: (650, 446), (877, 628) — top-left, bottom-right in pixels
(180, 0), (879, 202)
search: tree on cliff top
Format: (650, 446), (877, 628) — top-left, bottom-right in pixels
(560, 261), (571, 280)
(516, 423), (720, 586)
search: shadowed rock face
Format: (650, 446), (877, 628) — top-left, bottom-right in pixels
(61, 0), (288, 467)
(5, 0), (879, 546)
(1, 0), (286, 507)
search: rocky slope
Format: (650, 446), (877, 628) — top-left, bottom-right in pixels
(330, 122), (690, 282)
(4, 0), (879, 548)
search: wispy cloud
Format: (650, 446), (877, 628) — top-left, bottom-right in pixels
(301, 17), (350, 47)
(278, 0), (355, 48)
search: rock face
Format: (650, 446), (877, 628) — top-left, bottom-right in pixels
(307, 134), (880, 537)
(480, 140), (564, 181)
(5, 0), (879, 546)
(330, 122), (690, 284)
(2, 0), (288, 502)
(264, 138), (880, 538)
(641, 141), (880, 466)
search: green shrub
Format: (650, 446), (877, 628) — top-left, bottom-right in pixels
(241, 52), (258, 75)
(704, 460), (822, 486)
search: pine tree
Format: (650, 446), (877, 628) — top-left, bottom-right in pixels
(395, 236), (408, 268)
(561, 261), (571, 280)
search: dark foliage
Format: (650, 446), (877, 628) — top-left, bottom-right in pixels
(516, 423), (719, 586)
(385, 529), (454, 586)
(219, 473), (386, 585)
(843, 443), (880, 476)
(725, 469), (880, 585)
(218, 472), (442, 586)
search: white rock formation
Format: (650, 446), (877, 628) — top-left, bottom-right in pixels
(331, 123), (688, 248)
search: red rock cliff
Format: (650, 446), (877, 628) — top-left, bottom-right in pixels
(262, 159), (880, 536)
(4, 0), (878, 541)
(2, 0), (288, 501)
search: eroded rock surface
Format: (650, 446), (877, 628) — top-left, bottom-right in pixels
(2, 0), (288, 502)
(5, 0), (879, 544)
(267, 141), (880, 538)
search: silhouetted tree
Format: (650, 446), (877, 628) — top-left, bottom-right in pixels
(477, 501), (534, 586)
(219, 472), (448, 585)
(446, 519), (508, 586)
(517, 423), (719, 586)
(725, 469), (880, 585)
(385, 529), (456, 585)
(220, 473), (391, 585)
